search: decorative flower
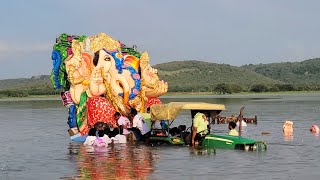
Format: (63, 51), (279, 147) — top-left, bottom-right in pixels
(146, 97), (162, 108)
(115, 52), (122, 59)
(133, 73), (140, 80)
(67, 36), (73, 42)
(133, 89), (139, 95)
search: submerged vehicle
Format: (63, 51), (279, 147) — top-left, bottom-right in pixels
(149, 102), (267, 151)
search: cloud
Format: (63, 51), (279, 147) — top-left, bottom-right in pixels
(0, 40), (51, 54)
(0, 41), (10, 53)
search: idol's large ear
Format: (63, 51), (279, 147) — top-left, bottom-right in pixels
(82, 52), (92, 68)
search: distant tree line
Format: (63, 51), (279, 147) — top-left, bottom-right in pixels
(0, 84), (60, 98)
(1, 83), (320, 98)
(169, 83), (320, 94)
(249, 83), (320, 93)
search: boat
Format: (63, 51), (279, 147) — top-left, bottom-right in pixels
(149, 102), (267, 151)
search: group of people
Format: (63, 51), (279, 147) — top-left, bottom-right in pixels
(84, 105), (320, 147)
(190, 107), (245, 146)
(83, 106), (245, 147)
(228, 108), (320, 138)
(283, 120), (319, 134)
(128, 108), (151, 141)
(189, 114), (240, 146)
(83, 122), (127, 147)
(83, 108), (151, 147)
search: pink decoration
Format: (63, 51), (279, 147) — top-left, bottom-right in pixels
(67, 47), (73, 55)
(60, 91), (74, 108)
(67, 36), (73, 42)
(133, 89), (139, 95)
(133, 73), (140, 80)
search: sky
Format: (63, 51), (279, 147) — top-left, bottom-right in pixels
(1, 0), (320, 79)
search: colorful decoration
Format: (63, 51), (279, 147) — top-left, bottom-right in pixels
(87, 97), (116, 128)
(146, 97), (162, 108)
(67, 104), (77, 128)
(50, 32), (168, 136)
(60, 91), (74, 108)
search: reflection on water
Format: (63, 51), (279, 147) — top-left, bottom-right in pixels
(64, 143), (220, 180)
(189, 146), (216, 156)
(310, 131), (320, 137)
(64, 142), (155, 180)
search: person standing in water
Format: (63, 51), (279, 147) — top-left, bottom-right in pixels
(83, 128), (97, 146)
(129, 108), (151, 142)
(191, 112), (208, 146)
(228, 121), (239, 136)
(114, 112), (131, 138)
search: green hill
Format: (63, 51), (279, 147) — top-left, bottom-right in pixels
(0, 75), (58, 97)
(0, 75), (51, 90)
(1, 59), (320, 96)
(154, 60), (282, 92)
(241, 58), (320, 85)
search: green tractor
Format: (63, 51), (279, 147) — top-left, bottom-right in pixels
(148, 102), (267, 151)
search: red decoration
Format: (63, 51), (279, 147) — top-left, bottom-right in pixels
(87, 97), (117, 128)
(146, 97), (162, 108)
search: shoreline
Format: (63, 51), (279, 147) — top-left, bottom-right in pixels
(163, 91), (320, 96)
(0, 95), (60, 101)
(1, 91), (320, 101)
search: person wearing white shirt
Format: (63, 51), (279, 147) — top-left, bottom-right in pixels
(129, 108), (151, 141)
(114, 112), (131, 135)
(236, 120), (247, 127)
(111, 134), (127, 143)
(102, 134), (112, 144)
(83, 128), (97, 146)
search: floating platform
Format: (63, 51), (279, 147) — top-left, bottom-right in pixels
(214, 116), (258, 124)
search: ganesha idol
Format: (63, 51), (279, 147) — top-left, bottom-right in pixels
(50, 33), (168, 136)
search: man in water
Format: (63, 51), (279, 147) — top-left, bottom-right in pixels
(114, 112), (131, 140)
(228, 121), (239, 136)
(141, 107), (152, 129)
(191, 112), (208, 146)
(129, 108), (151, 142)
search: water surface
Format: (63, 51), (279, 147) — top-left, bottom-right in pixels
(0, 93), (320, 179)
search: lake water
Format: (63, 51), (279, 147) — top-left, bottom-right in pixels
(0, 93), (320, 180)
